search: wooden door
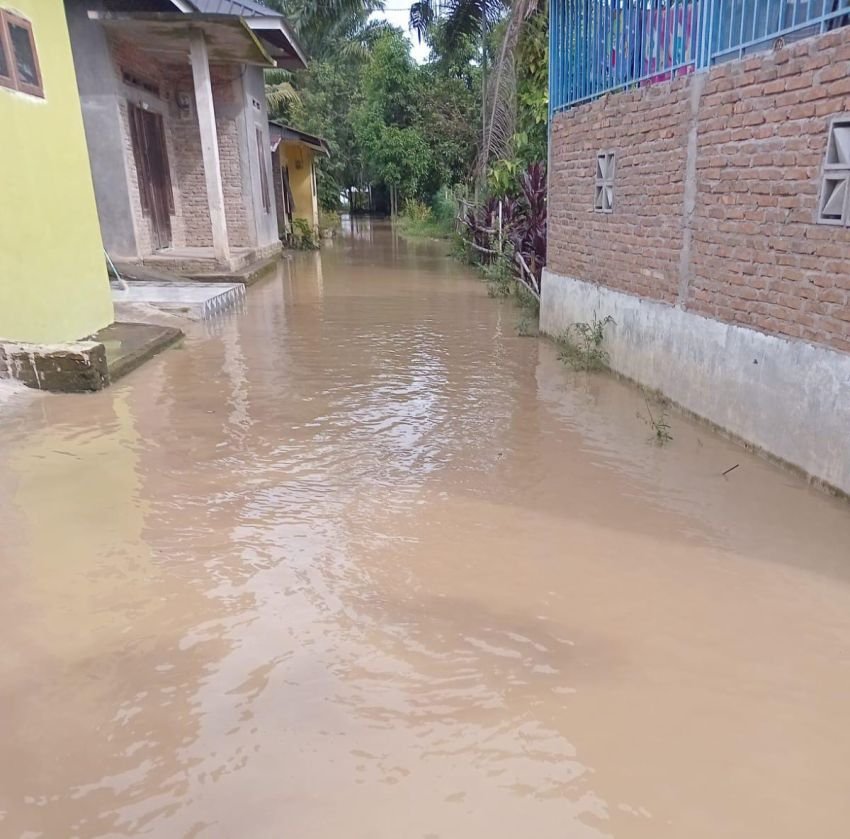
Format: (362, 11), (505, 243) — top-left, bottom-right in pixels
(128, 103), (173, 251)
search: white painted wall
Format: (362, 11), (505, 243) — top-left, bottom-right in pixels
(541, 269), (850, 496)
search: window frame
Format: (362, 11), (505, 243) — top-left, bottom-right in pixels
(0, 9), (44, 99)
(0, 10), (15, 91)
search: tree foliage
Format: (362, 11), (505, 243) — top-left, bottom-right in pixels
(263, 0), (546, 210)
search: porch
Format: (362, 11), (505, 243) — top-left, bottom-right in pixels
(142, 245), (273, 275)
(84, 10), (279, 271)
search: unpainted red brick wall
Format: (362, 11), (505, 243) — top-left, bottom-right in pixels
(549, 27), (850, 353)
(549, 78), (692, 304)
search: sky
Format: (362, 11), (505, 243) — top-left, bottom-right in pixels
(372, 6), (430, 63)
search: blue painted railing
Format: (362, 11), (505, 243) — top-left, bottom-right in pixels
(550, 0), (850, 115)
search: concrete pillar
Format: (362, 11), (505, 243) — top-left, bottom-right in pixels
(189, 29), (230, 266)
(310, 160), (319, 230)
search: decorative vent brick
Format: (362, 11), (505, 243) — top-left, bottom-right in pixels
(818, 118), (850, 226)
(594, 151), (615, 213)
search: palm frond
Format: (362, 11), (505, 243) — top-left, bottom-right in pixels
(266, 80), (300, 112)
(478, 0), (539, 177)
(477, 50), (515, 178)
(409, 1), (435, 42)
(416, 0), (506, 50)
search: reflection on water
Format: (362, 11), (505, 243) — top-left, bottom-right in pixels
(1, 221), (849, 838)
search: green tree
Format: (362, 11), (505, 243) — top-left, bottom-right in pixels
(352, 30), (433, 212)
(415, 63), (478, 194)
(264, 0), (391, 209)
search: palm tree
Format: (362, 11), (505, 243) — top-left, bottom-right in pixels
(263, 0), (391, 117)
(409, 0), (505, 50)
(263, 0), (386, 58)
(409, 1), (541, 184)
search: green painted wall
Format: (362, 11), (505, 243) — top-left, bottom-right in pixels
(0, 0), (113, 344)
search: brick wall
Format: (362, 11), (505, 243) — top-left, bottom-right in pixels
(217, 113), (252, 247)
(549, 27), (850, 353)
(550, 78), (692, 304)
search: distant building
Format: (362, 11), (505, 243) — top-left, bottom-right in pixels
(65, 0), (307, 273)
(544, 0), (850, 495)
(269, 121), (330, 238)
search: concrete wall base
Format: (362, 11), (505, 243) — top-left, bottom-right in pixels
(0, 322), (183, 393)
(540, 268), (850, 496)
(0, 341), (109, 392)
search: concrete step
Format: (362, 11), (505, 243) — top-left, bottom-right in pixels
(111, 282), (246, 320)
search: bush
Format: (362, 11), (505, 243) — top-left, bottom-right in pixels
(483, 255), (513, 297)
(291, 218), (318, 250)
(403, 199), (432, 224)
(319, 209), (341, 239)
(319, 209), (341, 230)
(432, 189), (456, 227)
(397, 191), (456, 239)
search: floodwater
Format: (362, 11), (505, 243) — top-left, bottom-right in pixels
(1, 220), (849, 839)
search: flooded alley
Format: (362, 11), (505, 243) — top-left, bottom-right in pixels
(2, 220), (850, 839)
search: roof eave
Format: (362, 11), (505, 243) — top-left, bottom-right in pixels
(87, 11), (276, 68)
(247, 17), (308, 69)
(269, 119), (330, 157)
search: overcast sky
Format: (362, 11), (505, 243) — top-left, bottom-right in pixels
(372, 7), (430, 63)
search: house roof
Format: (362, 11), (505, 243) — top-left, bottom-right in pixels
(187, 0), (308, 68)
(188, 0), (277, 15)
(269, 121), (330, 157)
(88, 12), (275, 66)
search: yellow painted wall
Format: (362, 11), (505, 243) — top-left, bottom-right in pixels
(283, 143), (319, 230)
(0, 0), (113, 344)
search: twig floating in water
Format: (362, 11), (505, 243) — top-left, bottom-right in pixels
(722, 464), (740, 477)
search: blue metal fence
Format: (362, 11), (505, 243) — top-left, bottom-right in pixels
(550, 0), (850, 115)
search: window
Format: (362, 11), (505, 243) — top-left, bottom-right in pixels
(256, 126), (271, 214)
(594, 151), (616, 213)
(0, 10), (43, 98)
(818, 118), (850, 227)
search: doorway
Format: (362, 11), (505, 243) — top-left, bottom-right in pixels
(128, 103), (174, 251)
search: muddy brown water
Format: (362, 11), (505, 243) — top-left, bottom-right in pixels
(1, 220), (850, 838)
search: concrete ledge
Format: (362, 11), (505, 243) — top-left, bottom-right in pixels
(116, 251), (281, 288)
(137, 242), (283, 276)
(540, 268), (850, 496)
(0, 341), (108, 392)
(0, 322), (183, 393)
(99, 322), (183, 383)
(184, 255), (281, 287)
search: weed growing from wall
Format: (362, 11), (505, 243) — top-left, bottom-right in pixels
(292, 218), (319, 250)
(559, 313), (615, 371)
(638, 390), (674, 445)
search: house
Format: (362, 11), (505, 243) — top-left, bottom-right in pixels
(544, 1), (850, 494)
(65, 0), (307, 273)
(0, 0), (114, 347)
(269, 121), (330, 238)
